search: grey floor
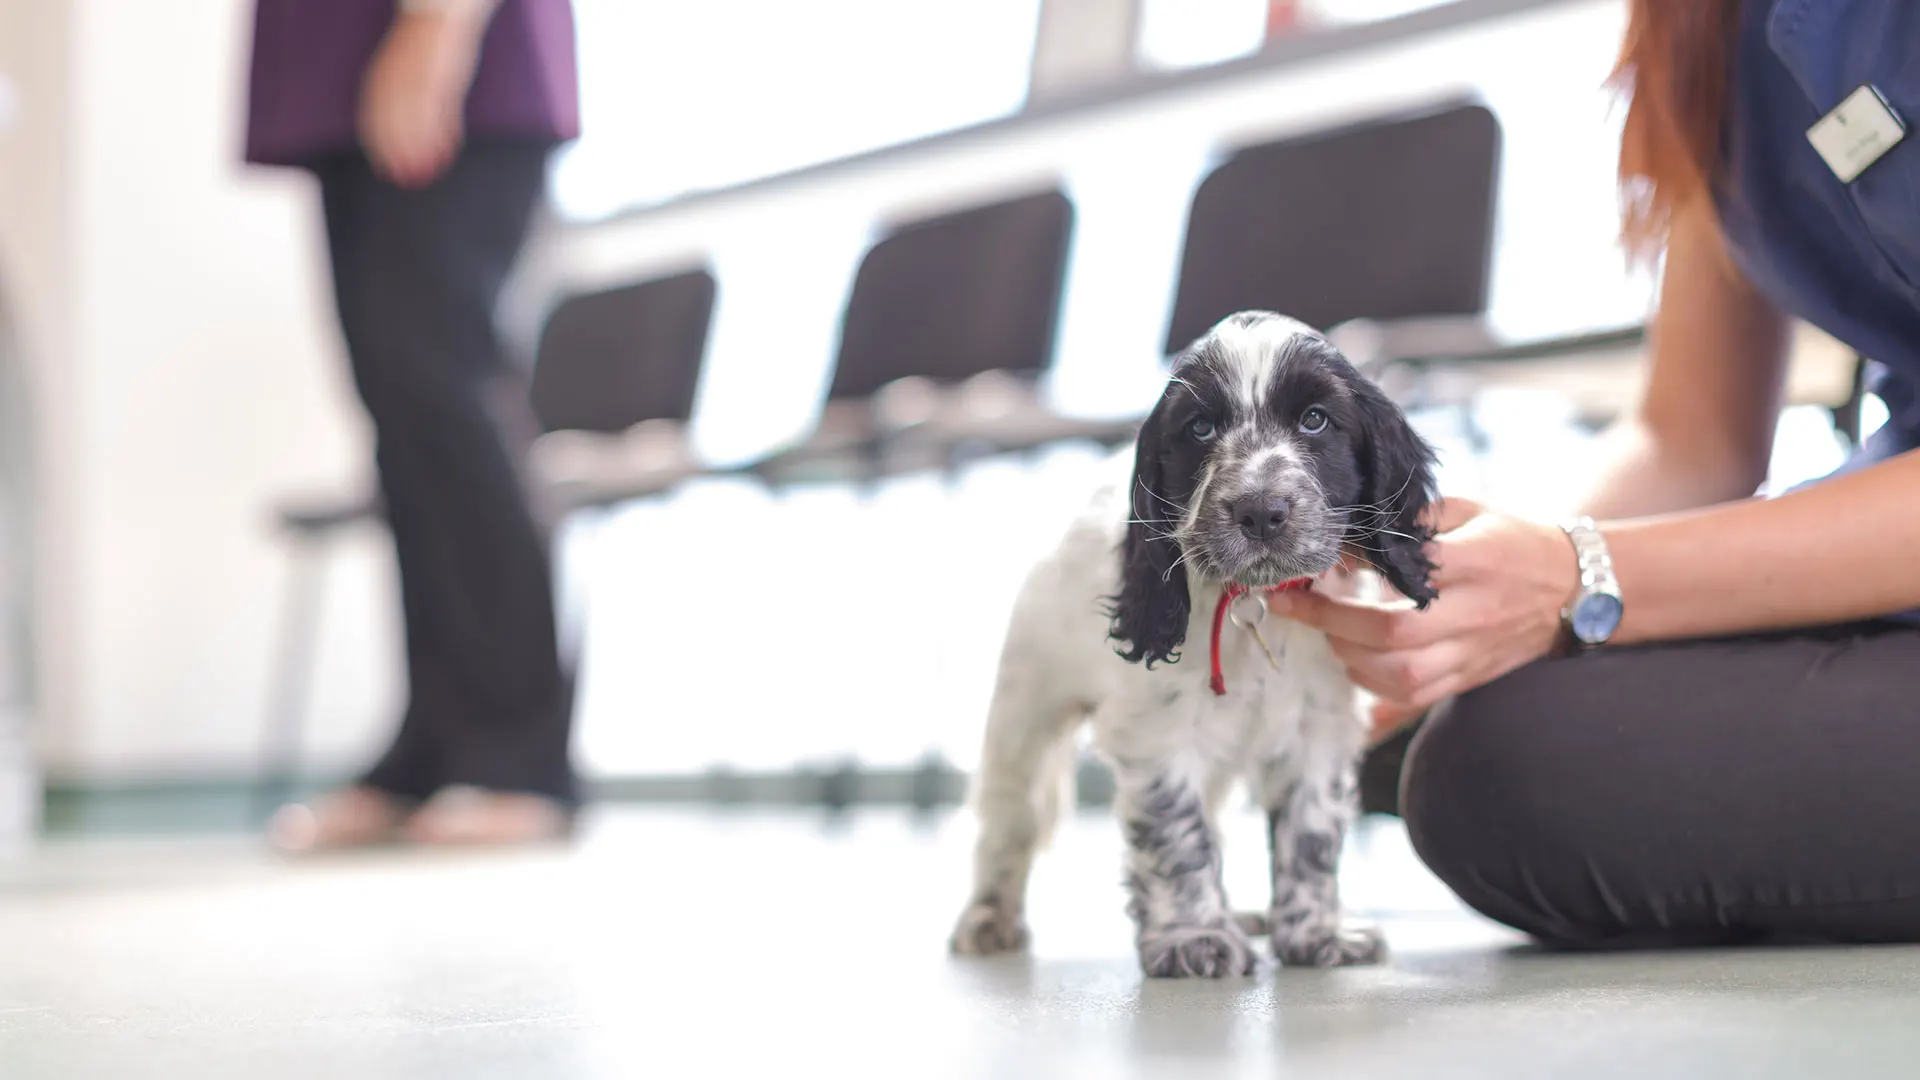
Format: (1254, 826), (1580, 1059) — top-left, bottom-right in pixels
(4, 806), (1920, 1079)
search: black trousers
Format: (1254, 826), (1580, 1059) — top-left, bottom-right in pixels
(313, 140), (576, 806)
(1374, 621), (1920, 947)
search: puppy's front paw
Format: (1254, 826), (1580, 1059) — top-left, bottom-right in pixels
(1138, 921), (1260, 979)
(1274, 921), (1386, 968)
(949, 898), (1030, 956)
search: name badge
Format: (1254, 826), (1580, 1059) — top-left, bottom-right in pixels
(1807, 84), (1907, 184)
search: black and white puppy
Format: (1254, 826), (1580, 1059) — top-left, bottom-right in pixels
(948, 310), (1438, 978)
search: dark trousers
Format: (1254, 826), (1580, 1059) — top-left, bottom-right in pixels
(313, 139), (576, 806)
(1375, 621), (1920, 947)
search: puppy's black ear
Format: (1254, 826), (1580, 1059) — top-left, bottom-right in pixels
(1107, 398), (1191, 666)
(1350, 379), (1440, 607)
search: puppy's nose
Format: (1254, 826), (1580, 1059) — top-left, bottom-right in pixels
(1232, 495), (1291, 541)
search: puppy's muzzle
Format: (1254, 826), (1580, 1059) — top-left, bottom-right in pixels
(1228, 493), (1291, 542)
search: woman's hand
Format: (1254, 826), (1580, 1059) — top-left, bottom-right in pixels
(1272, 498), (1577, 739)
(358, 9), (490, 188)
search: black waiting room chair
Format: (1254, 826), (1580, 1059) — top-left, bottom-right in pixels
(521, 268), (719, 506)
(1167, 99), (1505, 357)
(1167, 97), (1866, 442)
(745, 185), (1135, 489)
(1166, 99), (1512, 399)
(1166, 98), (1654, 441)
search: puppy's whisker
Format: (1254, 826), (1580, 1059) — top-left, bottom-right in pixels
(1331, 485), (1424, 525)
(1160, 547), (1198, 584)
(1182, 463), (1219, 532)
(1334, 507), (1398, 526)
(1381, 466), (1420, 506)
(1302, 468), (1331, 508)
(1124, 513), (1185, 547)
(1356, 526), (1425, 545)
(1135, 480), (1188, 517)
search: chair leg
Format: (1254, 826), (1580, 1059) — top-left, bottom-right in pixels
(252, 535), (330, 824)
(551, 506), (596, 703)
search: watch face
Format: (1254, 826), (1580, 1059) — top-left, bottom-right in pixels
(1571, 593), (1623, 644)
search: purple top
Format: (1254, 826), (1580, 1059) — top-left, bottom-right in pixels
(244, 0), (579, 167)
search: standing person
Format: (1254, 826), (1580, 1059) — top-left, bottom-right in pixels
(245, 0), (582, 850)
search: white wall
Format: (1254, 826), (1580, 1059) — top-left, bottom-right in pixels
(1, 0), (400, 781)
(0, 0), (76, 778)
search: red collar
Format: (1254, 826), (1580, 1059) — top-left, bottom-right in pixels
(1208, 579), (1312, 696)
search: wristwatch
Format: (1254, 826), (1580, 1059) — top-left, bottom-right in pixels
(1559, 516), (1623, 648)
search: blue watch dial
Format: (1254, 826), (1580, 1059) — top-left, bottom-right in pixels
(1570, 593), (1623, 644)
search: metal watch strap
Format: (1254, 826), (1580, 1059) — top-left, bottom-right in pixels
(1561, 516), (1619, 645)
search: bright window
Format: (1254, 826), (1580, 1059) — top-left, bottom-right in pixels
(552, 0), (1046, 221)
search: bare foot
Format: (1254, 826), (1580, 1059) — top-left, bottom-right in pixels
(401, 786), (572, 847)
(268, 786), (408, 854)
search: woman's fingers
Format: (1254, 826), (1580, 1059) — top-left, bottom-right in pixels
(358, 16), (476, 189)
(1427, 496), (1483, 535)
(1426, 520), (1508, 589)
(1329, 637), (1465, 705)
(1276, 586), (1475, 651)
(1274, 590), (1405, 649)
(366, 105), (458, 188)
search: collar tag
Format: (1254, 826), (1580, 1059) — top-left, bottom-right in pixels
(1807, 84), (1906, 184)
(1208, 579), (1312, 696)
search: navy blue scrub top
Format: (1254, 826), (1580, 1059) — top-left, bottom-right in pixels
(1719, 0), (1920, 475)
(1712, 0), (1920, 622)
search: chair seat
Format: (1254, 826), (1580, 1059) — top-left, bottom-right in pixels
(528, 419), (706, 510)
(916, 370), (1141, 452)
(1326, 314), (1506, 372)
(745, 386), (947, 486)
(747, 373), (1145, 488)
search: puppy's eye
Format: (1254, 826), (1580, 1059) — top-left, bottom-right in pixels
(1299, 406), (1330, 435)
(1185, 418), (1218, 442)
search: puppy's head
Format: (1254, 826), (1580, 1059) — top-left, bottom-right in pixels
(1108, 311), (1438, 666)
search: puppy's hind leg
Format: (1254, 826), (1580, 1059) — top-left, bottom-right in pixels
(949, 663), (1083, 957)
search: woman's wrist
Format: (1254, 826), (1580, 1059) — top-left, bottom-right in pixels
(1590, 447), (1920, 644)
(1535, 519), (1583, 656)
(1597, 515), (1689, 646)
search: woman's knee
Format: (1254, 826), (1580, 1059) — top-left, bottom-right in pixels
(1403, 666), (1546, 840)
(1398, 661), (1604, 940)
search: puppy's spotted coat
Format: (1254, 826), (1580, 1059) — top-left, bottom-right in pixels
(949, 311), (1439, 978)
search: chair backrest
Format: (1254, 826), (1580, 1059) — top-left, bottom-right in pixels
(827, 187), (1075, 402)
(530, 267), (718, 434)
(1164, 100), (1501, 353)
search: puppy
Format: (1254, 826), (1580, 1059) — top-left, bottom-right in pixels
(948, 311), (1438, 978)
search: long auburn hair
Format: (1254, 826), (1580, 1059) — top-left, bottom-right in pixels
(1609, 0), (1745, 261)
